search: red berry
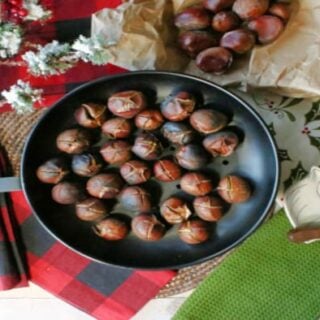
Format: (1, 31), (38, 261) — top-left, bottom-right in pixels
(9, 0), (21, 5)
(18, 9), (28, 17)
(10, 7), (19, 14)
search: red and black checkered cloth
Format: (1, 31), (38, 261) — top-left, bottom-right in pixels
(0, 1), (176, 319)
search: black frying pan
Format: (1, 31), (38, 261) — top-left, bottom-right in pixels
(1, 71), (279, 269)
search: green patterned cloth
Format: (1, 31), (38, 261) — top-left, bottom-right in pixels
(174, 211), (320, 320)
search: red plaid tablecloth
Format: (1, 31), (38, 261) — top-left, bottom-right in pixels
(0, 1), (176, 319)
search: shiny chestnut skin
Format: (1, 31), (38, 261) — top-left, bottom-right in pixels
(180, 172), (213, 196)
(248, 15), (284, 44)
(190, 109), (228, 134)
(100, 140), (132, 165)
(131, 213), (166, 241)
(93, 217), (129, 241)
(74, 103), (107, 128)
(196, 47), (233, 75)
(160, 197), (192, 224)
(132, 133), (163, 161)
(203, 131), (239, 157)
(193, 196), (224, 221)
(56, 128), (93, 154)
(119, 186), (152, 213)
(36, 158), (69, 184)
(75, 198), (108, 221)
(161, 91), (196, 122)
(203, 0), (235, 13)
(102, 117), (132, 139)
(174, 7), (211, 30)
(268, 3), (291, 21)
(51, 182), (84, 205)
(178, 218), (211, 244)
(175, 144), (208, 170)
(232, 0), (269, 20)
(72, 153), (103, 177)
(178, 31), (219, 58)
(161, 122), (196, 145)
(134, 109), (164, 131)
(212, 11), (240, 33)
(108, 90), (146, 119)
(220, 29), (256, 54)
(120, 160), (151, 185)
(153, 159), (181, 182)
(86, 173), (124, 199)
(218, 175), (251, 203)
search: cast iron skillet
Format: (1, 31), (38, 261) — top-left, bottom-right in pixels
(18, 71), (279, 269)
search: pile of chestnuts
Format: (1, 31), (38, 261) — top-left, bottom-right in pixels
(36, 88), (252, 245)
(175, 0), (291, 75)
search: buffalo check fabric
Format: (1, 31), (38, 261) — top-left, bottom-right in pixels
(0, 1), (176, 319)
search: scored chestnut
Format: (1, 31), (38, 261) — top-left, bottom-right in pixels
(190, 109), (228, 134)
(232, 0), (269, 20)
(193, 196), (224, 222)
(93, 217), (129, 241)
(160, 197), (192, 224)
(132, 133), (163, 161)
(178, 218), (211, 244)
(134, 109), (164, 131)
(74, 102), (107, 128)
(56, 128), (93, 154)
(100, 140), (132, 165)
(119, 186), (152, 213)
(131, 213), (166, 241)
(72, 153), (103, 177)
(220, 29), (256, 54)
(36, 158), (69, 184)
(161, 91), (196, 122)
(153, 159), (181, 182)
(212, 11), (240, 33)
(51, 181), (84, 205)
(120, 160), (152, 185)
(217, 175), (252, 203)
(175, 144), (208, 170)
(174, 7), (211, 30)
(203, 131), (239, 157)
(102, 117), (132, 139)
(75, 198), (108, 221)
(203, 0), (236, 13)
(86, 173), (124, 199)
(180, 172), (213, 196)
(108, 90), (146, 119)
(161, 122), (196, 145)
(268, 3), (291, 22)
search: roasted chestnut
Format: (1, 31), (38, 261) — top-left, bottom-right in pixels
(268, 3), (291, 21)
(74, 103), (107, 128)
(93, 217), (129, 241)
(203, 131), (239, 157)
(120, 160), (152, 185)
(175, 144), (208, 170)
(232, 0), (269, 20)
(161, 91), (196, 122)
(190, 109), (228, 134)
(119, 186), (152, 212)
(193, 196), (224, 221)
(160, 197), (192, 224)
(56, 128), (93, 154)
(108, 90), (146, 119)
(132, 133), (163, 161)
(134, 109), (164, 131)
(131, 213), (166, 241)
(72, 153), (103, 177)
(178, 30), (219, 58)
(180, 172), (213, 196)
(248, 15), (284, 44)
(75, 198), (108, 221)
(36, 158), (69, 184)
(174, 7), (211, 30)
(196, 47), (233, 75)
(203, 0), (236, 13)
(217, 175), (251, 203)
(86, 173), (124, 199)
(178, 218), (211, 244)
(161, 122), (196, 145)
(220, 29), (256, 54)
(212, 11), (240, 33)
(102, 117), (132, 139)
(153, 159), (181, 182)
(51, 181), (84, 204)
(100, 140), (132, 165)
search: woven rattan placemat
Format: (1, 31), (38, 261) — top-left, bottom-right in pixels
(0, 110), (229, 297)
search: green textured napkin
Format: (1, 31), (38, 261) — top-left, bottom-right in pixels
(174, 211), (320, 320)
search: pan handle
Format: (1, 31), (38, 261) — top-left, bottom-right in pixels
(0, 177), (22, 192)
